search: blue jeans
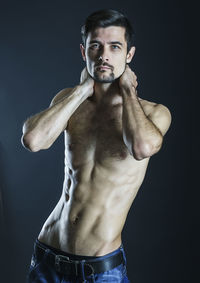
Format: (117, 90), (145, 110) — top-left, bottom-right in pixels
(27, 239), (130, 283)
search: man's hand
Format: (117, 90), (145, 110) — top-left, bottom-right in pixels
(119, 64), (138, 92)
(80, 67), (95, 97)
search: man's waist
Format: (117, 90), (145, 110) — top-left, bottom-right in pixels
(33, 239), (125, 277)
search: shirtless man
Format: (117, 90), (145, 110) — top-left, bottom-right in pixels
(22, 9), (171, 283)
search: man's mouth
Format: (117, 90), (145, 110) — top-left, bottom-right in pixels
(95, 64), (113, 71)
(97, 66), (110, 70)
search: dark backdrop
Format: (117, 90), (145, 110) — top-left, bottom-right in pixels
(0, 0), (193, 282)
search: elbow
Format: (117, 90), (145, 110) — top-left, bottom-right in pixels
(21, 120), (40, 152)
(131, 144), (150, 160)
(21, 132), (42, 152)
(21, 131), (52, 152)
(132, 137), (163, 160)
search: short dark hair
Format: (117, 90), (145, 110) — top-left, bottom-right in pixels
(81, 9), (135, 52)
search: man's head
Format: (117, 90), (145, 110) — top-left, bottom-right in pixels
(80, 9), (136, 83)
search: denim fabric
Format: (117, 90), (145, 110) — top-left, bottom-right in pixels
(27, 240), (130, 283)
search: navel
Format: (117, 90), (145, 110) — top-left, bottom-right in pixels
(72, 216), (79, 224)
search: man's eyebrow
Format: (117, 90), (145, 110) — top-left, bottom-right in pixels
(89, 40), (101, 44)
(108, 41), (123, 46)
(89, 40), (123, 46)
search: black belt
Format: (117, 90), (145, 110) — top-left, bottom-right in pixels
(34, 242), (125, 278)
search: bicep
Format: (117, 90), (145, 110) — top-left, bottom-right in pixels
(148, 104), (172, 136)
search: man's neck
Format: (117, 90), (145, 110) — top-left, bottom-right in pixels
(92, 80), (121, 104)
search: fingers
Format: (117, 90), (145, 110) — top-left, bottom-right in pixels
(80, 67), (87, 84)
(132, 71), (137, 81)
(125, 65), (138, 84)
(126, 65), (137, 78)
(128, 66), (138, 87)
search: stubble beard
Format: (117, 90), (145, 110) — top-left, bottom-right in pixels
(88, 61), (127, 84)
(92, 70), (115, 83)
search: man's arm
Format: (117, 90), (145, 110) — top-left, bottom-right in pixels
(21, 68), (94, 152)
(119, 65), (172, 160)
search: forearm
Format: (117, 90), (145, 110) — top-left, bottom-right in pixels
(121, 86), (163, 160)
(22, 84), (89, 152)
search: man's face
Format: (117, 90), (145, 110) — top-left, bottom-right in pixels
(81, 26), (135, 83)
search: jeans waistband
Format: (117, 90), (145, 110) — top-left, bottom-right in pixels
(34, 239), (126, 280)
(35, 239), (124, 262)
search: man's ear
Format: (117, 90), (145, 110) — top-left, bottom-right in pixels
(80, 44), (86, 61)
(126, 46), (136, 64)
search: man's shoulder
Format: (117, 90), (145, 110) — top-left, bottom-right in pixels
(49, 87), (73, 107)
(139, 97), (171, 118)
(138, 97), (157, 116)
(139, 97), (172, 136)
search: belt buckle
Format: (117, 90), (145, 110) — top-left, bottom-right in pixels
(84, 262), (95, 277)
(55, 255), (95, 277)
(55, 254), (79, 274)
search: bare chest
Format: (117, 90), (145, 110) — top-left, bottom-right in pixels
(65, 100), (130, 167)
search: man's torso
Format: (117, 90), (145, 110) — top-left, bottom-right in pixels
(38, 92), (155, 256)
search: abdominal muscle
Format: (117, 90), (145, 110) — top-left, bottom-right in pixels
(38, 156), (149, 256)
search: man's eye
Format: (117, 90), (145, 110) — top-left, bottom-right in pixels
(90, 44), (99, 49)
(112, 45), (120, 49)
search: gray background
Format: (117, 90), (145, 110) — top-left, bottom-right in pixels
(0, 0), (193, 282)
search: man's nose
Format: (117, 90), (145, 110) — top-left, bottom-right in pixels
(98, 47), (109, 62)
